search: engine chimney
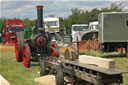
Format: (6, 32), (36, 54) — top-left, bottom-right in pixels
(36, 6), (44, 33)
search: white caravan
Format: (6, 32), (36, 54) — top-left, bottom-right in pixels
(44, 17), (59, 33)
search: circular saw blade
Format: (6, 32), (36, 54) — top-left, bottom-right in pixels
(64, 49), (72, 60)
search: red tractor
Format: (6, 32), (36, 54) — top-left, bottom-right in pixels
(2, 19), (25, 45)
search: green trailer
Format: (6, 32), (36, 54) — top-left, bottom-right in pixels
(98, 12), (128, 57)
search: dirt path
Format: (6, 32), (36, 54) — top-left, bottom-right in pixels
(0, 44), (15, 52)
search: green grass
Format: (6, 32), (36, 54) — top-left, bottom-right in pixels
(111, 57), (128, 85)
(81, 50), (128, 85)
(0, 49), (128, 85)
(0, 51), (41, 85)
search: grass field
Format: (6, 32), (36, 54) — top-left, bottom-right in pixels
(0, 45), (128, 85)
(0, 45), (41, 85)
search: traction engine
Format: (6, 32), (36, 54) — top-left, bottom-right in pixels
(15, 6), (59, 67)
(2, 19), (24, 44)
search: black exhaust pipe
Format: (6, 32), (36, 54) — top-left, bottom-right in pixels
(36, 6), (45, 33)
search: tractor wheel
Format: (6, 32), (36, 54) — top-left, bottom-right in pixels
(22, 43), (31, 68)
(15, 32), (24, 62)
(40, 61), (46, 76)
(50, 41), (59, 57)
(56, 66), (64, 85)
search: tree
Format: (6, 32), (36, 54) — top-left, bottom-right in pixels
(0, 18), (6, 33)
(64, 16), (72, 34)
(59, 17), (65, 30)
(101, 3), (124, 12)
(88, 8), (100, 22)
(23, 18), (32, 27)
(64, 2), (125, 34)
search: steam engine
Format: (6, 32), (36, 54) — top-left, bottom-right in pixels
(27, 6), (52, 56)
(15, 6), (59, 68)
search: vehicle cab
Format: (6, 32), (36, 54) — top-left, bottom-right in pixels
(72, 24), (88, 42)
(89, 21), (99, 31)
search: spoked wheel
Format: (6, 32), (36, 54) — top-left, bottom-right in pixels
(22, 43), (31, 68)
(39, 60), (46, 76)
(56, 66), (64, 85)
(15, 32), (24, 62)
(50, 41), (59, 57)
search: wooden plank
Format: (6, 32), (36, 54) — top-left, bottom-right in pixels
(79, 55), (115, 69)
(64, 60), (128, 75)
(74, 69), (99, 85)
(0, 75), (11, 85)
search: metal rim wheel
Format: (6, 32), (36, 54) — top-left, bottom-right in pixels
(56, 66), (64, 85)
(15, 32), (24, 62)
(22, 43), (31, 67)
(50, 41), (59, 57)
(40, 61), (46, 76)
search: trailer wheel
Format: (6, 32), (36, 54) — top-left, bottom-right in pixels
(22, 43), (31, 68)
(50, 41), (59, 57)
(15, 32), (24, 62)
(56, 66), (64, 85)
(40, 61), (46, 76)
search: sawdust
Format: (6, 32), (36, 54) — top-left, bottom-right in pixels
(34, 75), (92, 85)
(34, 75), (56, 85)
(34, 75), (73, 85)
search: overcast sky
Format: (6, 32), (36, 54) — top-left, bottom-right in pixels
(0, 0), (128, 19)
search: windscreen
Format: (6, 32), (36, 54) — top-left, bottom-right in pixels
(45, 21), (57, 26)
(95, 25), (98, 29)
(73, 26), (88, 31)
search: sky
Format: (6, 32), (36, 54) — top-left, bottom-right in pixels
(0, 0), (128, 19)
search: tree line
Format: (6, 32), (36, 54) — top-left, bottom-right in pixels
(64, 3), (125, 34)
(0, 3), (125, 34)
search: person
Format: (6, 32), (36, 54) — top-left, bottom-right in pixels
(77, 32), (81, 41)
